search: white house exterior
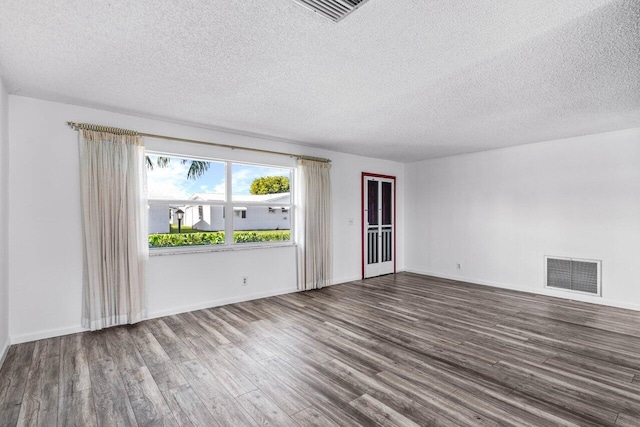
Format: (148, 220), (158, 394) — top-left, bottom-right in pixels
(148, 192), (291, 234)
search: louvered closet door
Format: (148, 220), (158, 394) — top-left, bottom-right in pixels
(363, 175), (395, 278)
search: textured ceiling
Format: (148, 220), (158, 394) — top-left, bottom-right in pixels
(0, 0), (638, 162)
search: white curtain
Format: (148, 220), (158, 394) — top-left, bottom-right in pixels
(79, 129), (148, 330)
(295, 159), (332, 290)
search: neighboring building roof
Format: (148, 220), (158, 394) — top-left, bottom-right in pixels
(189, 193), (224, 201)
(189, 192), (290, 203)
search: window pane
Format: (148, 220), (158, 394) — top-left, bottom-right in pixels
(382, 181), (392, 225)
(148, 203), (225, 247)
(233, 205), (291, 243)
(232, 163), (291, 204)
(146, 154), (226, 200)
(367, 180), (378, 225)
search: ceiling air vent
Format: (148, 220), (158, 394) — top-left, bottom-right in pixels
(293, 0), (371, 22)
(545, 256), (601, 296)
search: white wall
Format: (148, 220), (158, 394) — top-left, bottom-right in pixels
(405, 128), (640, 310)
(0, 77), (9, 363)
(8, 95), (404, 343)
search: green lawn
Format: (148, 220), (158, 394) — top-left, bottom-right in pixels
(169, 224), (198, 233)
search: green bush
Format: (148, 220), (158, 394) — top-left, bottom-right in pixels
(149, 231), (225, 247)
(148, 230), (291, 247)
(234, 230), (290, 243)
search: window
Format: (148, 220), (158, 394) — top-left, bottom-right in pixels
(146, 152), (293, 250)
(231, 163), (292, 244)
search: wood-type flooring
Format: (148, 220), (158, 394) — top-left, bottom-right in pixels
(1, 272), (640, 426)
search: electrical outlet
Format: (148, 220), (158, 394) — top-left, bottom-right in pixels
(348, 218), (354, 226)
(242, 276), (248, 286)
(457, 263), (462, 269)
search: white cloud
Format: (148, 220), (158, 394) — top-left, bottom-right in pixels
(212, 181), (226, 194)
(232, 167), (253, 194)
(146, 157), (191, 199)
(146, 155), (291, 199)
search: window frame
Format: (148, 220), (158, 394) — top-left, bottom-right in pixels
(146, 150), (295, 255)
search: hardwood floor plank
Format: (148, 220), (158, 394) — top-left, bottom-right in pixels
(128, 323), (188, 392)
(88, 355), (139, 427)
(93, 392), (138, 427)
(183, 311), (231, 346)
(291, 406), (339, 427)
(145, 319), (197, 364)
(105, 327), (145, 372)
(236, 389), (298, 427)
(0, 341), (35, 405)
(348, 394), (420, 427)
(157, 389), (196, 427)
(128, 323), (172, 367)
(16, 338), (60, 427)
(88, 357), (126, 396)
(616, 413), (640, 426)
(461, 336), (552, 366)
(542, 357), (640, 398)
(216, 308), (273, 341)
(218, 304), (261, 325)
(176, 359), (258, 426)
(57, 389), (98, 427)
(545, 353), (639, 384)
(182, 337), (256, 397)
(121, 366), (178, 427)
(317, 321), (424, 372)
(0, 402), (22, 427)
(162, 384), (220, 427)
(323, 359), (461, 427)
(161, 315), (203, 342)
(59, 334), (91, 396)
(447, 389), (562, 427)
(496, 359), (637, 420)
(200, 308), (249, 340)
(373, 370), (492, 426)
(219, 346), (311, 415)
(321, 358), (381, 395)
(143, 361), (188, 393)
(83, 331), (111, 363)
(258, 355), (371, 427)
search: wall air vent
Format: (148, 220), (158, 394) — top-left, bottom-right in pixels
(545, 256), (601, 296)
(293, 0), (371, 22)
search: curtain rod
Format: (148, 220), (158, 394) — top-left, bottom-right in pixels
(67, 121), (331, 163)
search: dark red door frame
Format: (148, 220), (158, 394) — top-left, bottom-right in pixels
(361, 172), (397, 279)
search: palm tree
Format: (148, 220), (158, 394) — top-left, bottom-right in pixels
(145, 156), (210, 180)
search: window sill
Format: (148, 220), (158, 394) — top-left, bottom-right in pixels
(149, 241), (296, 257)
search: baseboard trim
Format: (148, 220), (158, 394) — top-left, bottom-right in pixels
(332, 275), (362, 286)
(147, 286), (299, 320)
(0, 337), (10, 369)
(11, 287), (302, 344)
(9, 274), (398, 345)
(11, 326), (87, 345)
(404, 268), (640, 312)
(332, 270), (406, 286)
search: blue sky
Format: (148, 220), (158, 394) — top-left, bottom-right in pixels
(146, 154), (291, 200)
